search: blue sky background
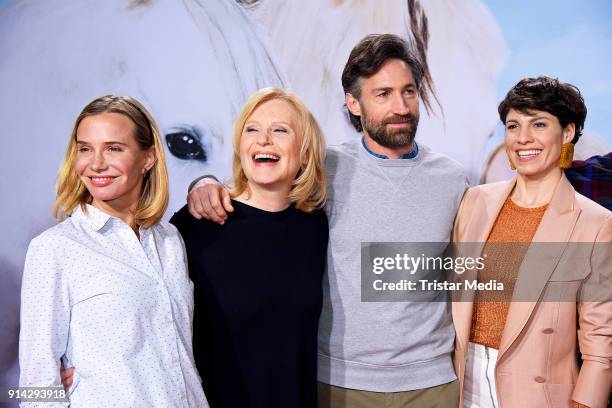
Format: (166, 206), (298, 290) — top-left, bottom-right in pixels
(483, 0), (612, 146)
(1, 0), (610, 144)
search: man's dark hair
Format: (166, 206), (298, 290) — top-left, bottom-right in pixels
(498, 76), (587, 143)
(341, 33), (437, 132)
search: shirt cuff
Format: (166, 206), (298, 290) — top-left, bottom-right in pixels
(187, 175), (219, 193)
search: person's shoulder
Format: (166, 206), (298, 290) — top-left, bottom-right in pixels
(418, 144), (464, 173)
(291, 207), (329, 239)
(468, 179), (511, 195)
(300, 207), (328, 224)
(569, 152), (612, 170)
(327, 139), (361, 159)
(169, 204), (225, 236)
(574, 190), (612, 220)
(169, 204), (191, 225)
(170, 204), (204, 229)
(460, 179), (512, 207)
(30, 217), (78, 247)
(417, 144), (467, 192)
(325, 141), (361, 178)
(152, 218), (182, 240)
(26, 218), (80, 260)
(572, 191), (612, 243)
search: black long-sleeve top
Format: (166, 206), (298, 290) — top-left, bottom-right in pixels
(170, 200), (328, 408)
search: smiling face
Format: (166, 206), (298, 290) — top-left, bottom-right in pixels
(504, 109), (574, 179)
(346, 58), (420, 150)
(75, 112), (156, 213)
(239, 99), (303, 193)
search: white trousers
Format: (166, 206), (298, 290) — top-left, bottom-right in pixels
(464, 342), (500, 408)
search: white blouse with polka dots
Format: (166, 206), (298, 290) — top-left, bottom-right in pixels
(19, 204), (208, 407)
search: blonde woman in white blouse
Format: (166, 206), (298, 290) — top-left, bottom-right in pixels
(19, 95), (208, 407)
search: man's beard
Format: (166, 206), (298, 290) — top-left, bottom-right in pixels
(361, 109), (419, 149)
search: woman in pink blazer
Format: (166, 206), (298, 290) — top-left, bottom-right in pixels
(452, 77), (611, 408)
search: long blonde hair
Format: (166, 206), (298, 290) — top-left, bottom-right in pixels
(230, 88), (327, 212)
(53, 95), (168, 227)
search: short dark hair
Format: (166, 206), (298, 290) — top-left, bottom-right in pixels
(498, 76), (587, 143)
(341, 34), (437, 132)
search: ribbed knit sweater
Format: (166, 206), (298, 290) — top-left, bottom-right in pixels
(470, 197), (547, 349)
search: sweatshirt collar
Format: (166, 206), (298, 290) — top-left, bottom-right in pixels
(361, 137), (418, 159)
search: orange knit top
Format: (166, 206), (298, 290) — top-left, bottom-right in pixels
(469, 197), (547, 349)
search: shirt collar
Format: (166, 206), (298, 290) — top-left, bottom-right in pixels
(72, 204), (114, 232)
(361, 137), (419, 159)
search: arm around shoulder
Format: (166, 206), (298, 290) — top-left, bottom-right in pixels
(186, 175), (233, 223)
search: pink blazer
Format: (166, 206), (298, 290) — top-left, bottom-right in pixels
(451, 174), (612, 408)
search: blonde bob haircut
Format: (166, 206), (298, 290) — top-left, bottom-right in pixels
(53, 95), (169, 228)
(231, 88), (327, 212)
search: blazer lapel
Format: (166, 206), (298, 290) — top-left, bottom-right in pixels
(453, 179), (517, 351)
(497, 175), (581, 361)
(467, 178), (517, 243)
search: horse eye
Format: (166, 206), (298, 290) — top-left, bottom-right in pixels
(165, 129), (206, 162)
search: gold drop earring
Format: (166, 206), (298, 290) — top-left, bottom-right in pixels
(559, 143), (574, 169)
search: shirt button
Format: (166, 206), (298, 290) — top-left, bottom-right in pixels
(534, 376), (546, 383)
(542, 328), (554, 334)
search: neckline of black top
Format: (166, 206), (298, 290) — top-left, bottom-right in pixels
(231, 199), (295, 219)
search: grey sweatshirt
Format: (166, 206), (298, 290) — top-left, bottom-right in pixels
(318, 139), (467, 392)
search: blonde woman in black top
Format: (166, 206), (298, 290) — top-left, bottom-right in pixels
(171, 87), (328, 408)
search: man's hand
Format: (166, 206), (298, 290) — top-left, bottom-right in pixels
(187, 177), (234, 223)
(60, 366), (74, 390)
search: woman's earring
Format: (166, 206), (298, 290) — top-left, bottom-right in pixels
(559, 143), (574, 169)
(507, 154), (516, 171)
